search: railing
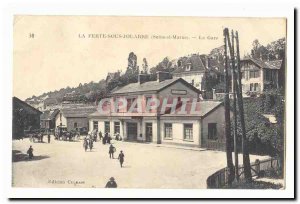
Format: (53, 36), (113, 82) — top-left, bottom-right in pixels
(206, 157), (282, 189)
(204, 140), (226, 151)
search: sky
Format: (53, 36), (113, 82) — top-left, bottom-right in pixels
(13, 16), (286, 100)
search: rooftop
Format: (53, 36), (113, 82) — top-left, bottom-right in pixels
(61, 106), (97, 118)
(173, 54), (206, 74)
(40, 109), (60, 120)
(111, 78), (200, 95)
(242, 57), (283, 70)
(88, 100), (223, 118)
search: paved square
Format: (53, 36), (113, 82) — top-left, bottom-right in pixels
(12, 136), (268, 189)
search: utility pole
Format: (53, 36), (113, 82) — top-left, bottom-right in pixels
(235, 31), (252, 182)
(223, 28), (235, 185)
(226, 30), (239, 182)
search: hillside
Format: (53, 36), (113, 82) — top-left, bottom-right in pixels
(25, 37), (285, 104)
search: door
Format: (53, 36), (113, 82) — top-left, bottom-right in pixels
(127, 122), (138, 141)
(145, 123), (153, 142)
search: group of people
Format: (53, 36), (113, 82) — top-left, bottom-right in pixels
(83, 136), (93, 151)
(108, 144), (125, 168)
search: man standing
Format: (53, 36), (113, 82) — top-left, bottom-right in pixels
(99, 131), (103, 141)
(27, 145), (34, 160)
(118, 150), (125, 168)
(48, 134), (51, 143)
(105, 177), (117, 188)
(109, 144), (115, 159)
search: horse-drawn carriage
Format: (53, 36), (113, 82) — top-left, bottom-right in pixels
(25, 127), (47, 143)
(55, 126), (79, 141)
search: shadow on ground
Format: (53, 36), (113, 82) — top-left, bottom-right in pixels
(12, 150), (50, 162)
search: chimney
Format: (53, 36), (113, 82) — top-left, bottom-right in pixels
(138, 73), (150, 84)
(157, 71), (172, 82)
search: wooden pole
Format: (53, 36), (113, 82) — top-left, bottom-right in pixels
(235, 31), (252, 182)
(225, 30), (240, 182)
(223, 28), (235, 185)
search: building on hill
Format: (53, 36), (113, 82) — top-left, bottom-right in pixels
(13, 97), (42, 139)
(172, 53), (225, 97)
(240, 57), (283, 96)
(26, 96), (60, 111)
(55, 105), (97, 131)
(88, 72), (228, 150)
(106, 71), (121, 85)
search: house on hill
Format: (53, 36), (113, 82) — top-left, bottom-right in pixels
(13, 97), (42, 139)
(240, 57), (283, 95)
(172, 54), (224, 98)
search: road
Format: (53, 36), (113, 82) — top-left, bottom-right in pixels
(12, 136), (268, 189)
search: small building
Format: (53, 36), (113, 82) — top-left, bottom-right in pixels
(40, 109), (60, 130)
(88, 73), (228, 150)
(240, 57), (283, 95)
(55, 106), (97, 131)
(13, 97), (42, 139)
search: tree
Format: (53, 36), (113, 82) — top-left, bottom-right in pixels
(142, 58), (149, 74)
(127, 52), (138, 70)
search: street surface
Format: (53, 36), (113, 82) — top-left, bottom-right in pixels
(12, 136), (268, 188)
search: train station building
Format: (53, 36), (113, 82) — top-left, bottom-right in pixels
(88, 72), (227, 150)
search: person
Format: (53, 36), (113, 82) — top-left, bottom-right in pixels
(93, 131), (97, 142)
(48, 134), (51, 143)
(107, 134), (112, 144)
(89, 139), (93, 151)
(103, 132), (108, 145)
(27, 145), (34, 160)
(115, 132), (120, 141)
(118, 150), (125, 168)
(83, 137), (88, 152)
(99, 131), (103, 141)
(105, 177), (117, 188)
(109, 144), (115, 159)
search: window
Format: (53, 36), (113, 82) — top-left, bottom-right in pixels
(93, 121), (98, 130)
(250, 71), (259, 78)
(146, 96), (152, 107)
(164, 123), (173, 139)
(74, 122), (77, 128)
(127, 98), (137, 112)
(250, 83), (253, 91)
(184, 124), (193, 140)
(254, 83), (259, 91)
(208, 123), (217, 140)
(104, 121), (110, 133)
(114, 122), (120, 134)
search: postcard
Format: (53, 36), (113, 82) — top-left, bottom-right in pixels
(8, 13), (294, 198)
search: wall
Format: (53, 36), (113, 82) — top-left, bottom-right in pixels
(241, 62), (263, 93)
(55, 112), (67, 127)
(173, 72), (204, 90)
(201, 105), (226, 147)
(66, 117), (89, 131)
(159, 118), (200, 147)
(158, 80), (199, 99)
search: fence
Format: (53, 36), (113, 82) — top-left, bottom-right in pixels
(204, 140), (226, 151)
(206, 157), (282, 188)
